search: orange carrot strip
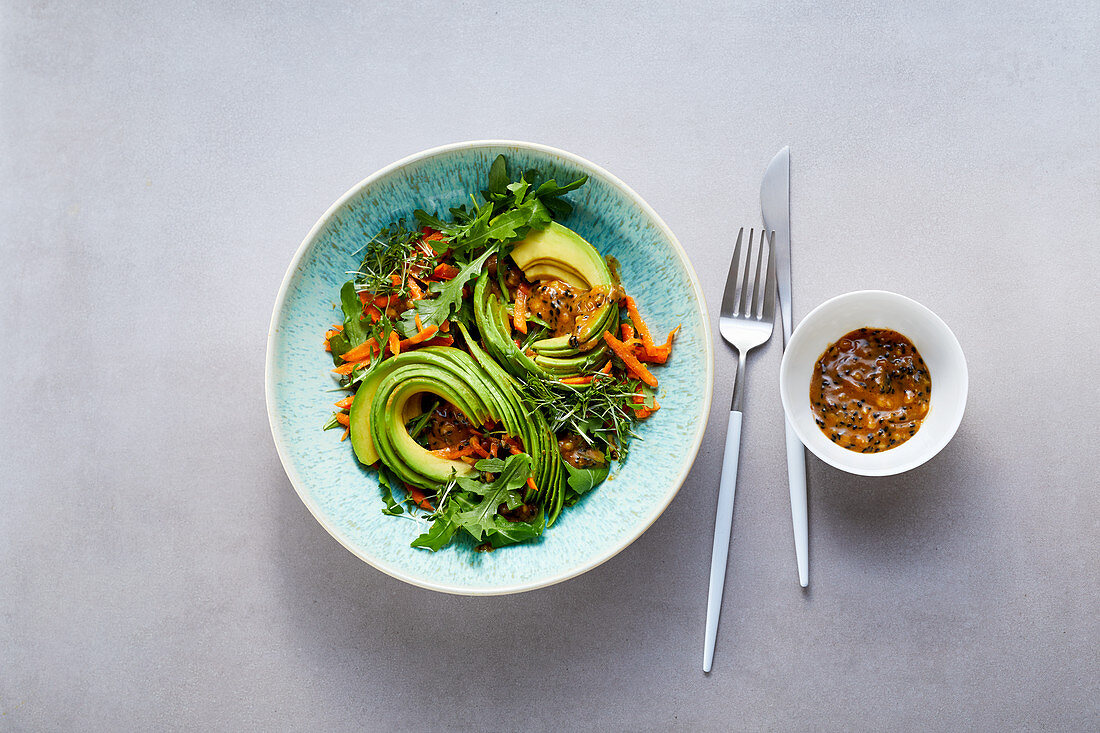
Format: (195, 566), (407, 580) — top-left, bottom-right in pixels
(624, 296), (659, 357)
(469, 437), (490, 459)
(526, 477), (539, 493)
(414, 313), (423, 331)
(331, 362), (359, 375)
(399, 325), (438, 349)
(374, 295), (395, 308)
(513, 285), (529, 334)
(340, 427), (350, 441)
(364, 305), (382, 323)
(420, 335), (454, 348)
(334, 395), (355, 409)
(407, 278), (424, 300)
(358, 290), (372, 305)
(600, 360), (613, 375)
(405, 484), (434, 511)
(335, 412), (350, 427)
(636, 347), (670, 364)
(390, 273), (401, 287)
(387, 330), (401, 355)
(432, 263), (460, 280)
(340, 339), (379, 363)
(324, 341), (332, 352)
(602, 331), (658, 388)
(620, 323), (635, 341)
(560, 376), (594, 385)
(439, 320), (450, 333)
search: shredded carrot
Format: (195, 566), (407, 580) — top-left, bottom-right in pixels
(432, 263), (460, 280)
(335, 412), (350, 427)
(407, 278), (424, 301)
(334, 395), (354, 409)
(624, 296), (659, 357)
(331, 361), (360, 375)
(600, 360), (613, 375)
(340, 427), (350, 441)
(507, 441), (524, 455)
(439, 320), (450, 333)
(330, 324), (343, 332)
(421, 335), (455, 348)
(560, 376), (594, 385)
(358, 290), (372, 305)
(388, 330), (401, 355)
(324, 341), (331, 352)
(422, 227), (445, 241)
(414, 313), (423, 331)
(620, 323), (635, 341)
(489, 442), (498, 458)
(364, 305), (382, 323)
(602, 331), (658, 388)
(405, 484), (434, 511)
(526, 477), (539, 493)
(390, 273), (401, 288)
(513, 285), (529, 334)
(340, 339), (379, 363)
(399, 325), (438, 349)
(374, 295), (394, 308)
(469, 436), (490, 459)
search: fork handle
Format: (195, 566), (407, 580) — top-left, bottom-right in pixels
(703, 410), (743, 673)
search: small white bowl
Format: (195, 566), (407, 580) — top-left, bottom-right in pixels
(779, 290), (968, 476)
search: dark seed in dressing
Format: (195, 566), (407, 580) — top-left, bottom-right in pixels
(810, 328), (931, 453)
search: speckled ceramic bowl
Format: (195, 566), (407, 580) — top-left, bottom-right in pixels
(266, 141), (713, 594)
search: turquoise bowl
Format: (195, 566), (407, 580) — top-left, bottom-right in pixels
(266, 141), (713, 594)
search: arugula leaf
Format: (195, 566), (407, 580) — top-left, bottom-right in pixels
(472, 457), (507, 473)
(486, 154), (509, 196)
(487, 510), (545, 548)
(411, 515), (458, 551)
(327, 280), (370, 361)
(564, 461), (610, 496)
(398, 247), (496, 335)
(452, 453), (532, 541)
(377, 465), (405, 516)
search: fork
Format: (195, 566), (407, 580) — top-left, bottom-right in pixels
(703, 227), (776, 673)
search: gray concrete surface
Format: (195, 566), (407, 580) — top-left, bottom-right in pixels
(2, 1), (1098, 730)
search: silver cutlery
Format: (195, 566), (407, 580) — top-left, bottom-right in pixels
(703, 227), (776, 673)
(761, 146), (809, 588)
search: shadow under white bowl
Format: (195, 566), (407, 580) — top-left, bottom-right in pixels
(779, 290), (968, 476)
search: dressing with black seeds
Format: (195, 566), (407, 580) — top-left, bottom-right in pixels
(810, 328), (931, 453)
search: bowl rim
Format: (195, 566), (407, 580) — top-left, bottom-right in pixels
(264, 139), (715, 595)
(779, 289), (967, 477)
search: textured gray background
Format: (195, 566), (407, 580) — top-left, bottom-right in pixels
(2, 1), (1098, 731)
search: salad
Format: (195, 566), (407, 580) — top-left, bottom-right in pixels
(322, 156), (677, 551)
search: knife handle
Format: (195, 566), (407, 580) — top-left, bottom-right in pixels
(703, 410), (742, 673)
(784, 419), (809, 587)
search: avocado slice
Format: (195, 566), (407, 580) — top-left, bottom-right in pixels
(473, 222), (618, 381)
(510, 222), (612, 292)
(349, 344), (561, 509)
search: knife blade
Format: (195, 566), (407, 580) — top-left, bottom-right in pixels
(761, 146), (810, 588)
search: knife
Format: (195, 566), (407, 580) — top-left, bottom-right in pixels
(761, 147), (810, 588)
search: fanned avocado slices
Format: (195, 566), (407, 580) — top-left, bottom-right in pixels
(475, 222), (617, 380)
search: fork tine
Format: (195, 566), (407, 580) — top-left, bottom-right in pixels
(720, 228), (745, 317)
(751, 228), (768, 319)
(761, 230), (777, 321)
(737, 229), (757, 316)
